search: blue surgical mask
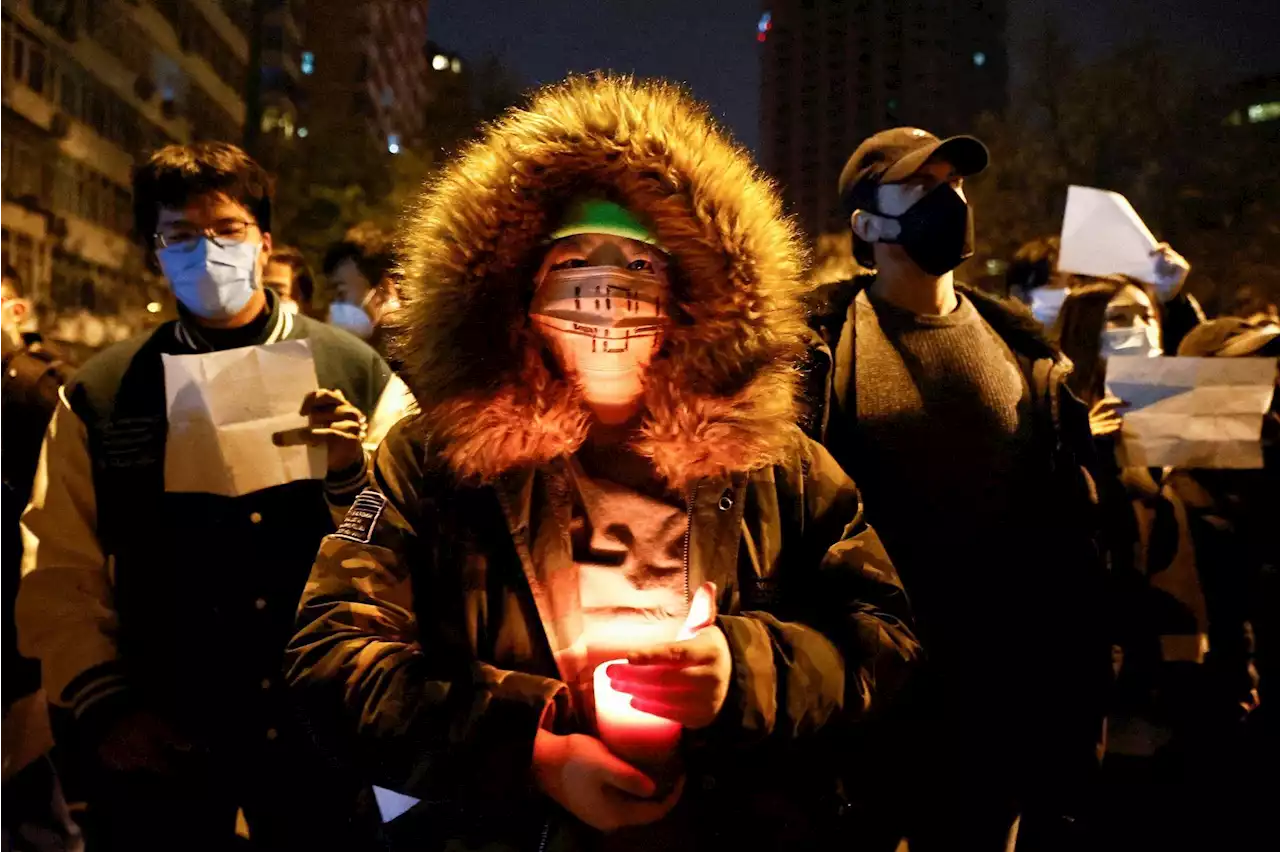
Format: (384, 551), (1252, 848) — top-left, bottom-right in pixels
(1029, 287), (1069, 328)
(158, 238), (261, 320)
(1099, 325), (1162, 359)
(327, 301), (374, 339)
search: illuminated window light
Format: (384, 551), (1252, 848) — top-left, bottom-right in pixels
(301, 51), (315, 75)
(450, 57), (462, 74)
(432, 54), (448, 71)
(973, 51), (987, 67)
(1247, 101), (1280, 123)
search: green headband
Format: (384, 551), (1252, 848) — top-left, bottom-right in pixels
(549, 198), (662, 247)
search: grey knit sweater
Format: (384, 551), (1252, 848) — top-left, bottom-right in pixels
(844, 288), (1036, 639)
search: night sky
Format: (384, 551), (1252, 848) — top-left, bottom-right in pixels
(429, 0), (1279, 154)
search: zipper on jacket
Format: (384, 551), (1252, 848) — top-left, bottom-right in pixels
(683, 483), (699, 606)
(535, 818), (551, 852)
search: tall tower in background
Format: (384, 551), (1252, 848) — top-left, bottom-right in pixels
(298, 0), (429, 155)
(760, 0), (1007, 238)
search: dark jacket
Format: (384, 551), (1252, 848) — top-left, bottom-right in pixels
(809, 276), (1110, 814)
(290, 426), (917, 850)
(1102, 465), (1260, 751)
(285, 76), (921, 851)
(15, 291), (402, 842)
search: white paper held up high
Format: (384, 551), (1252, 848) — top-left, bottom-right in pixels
(1106, 356), (1278, 469)
(163, 339), (326, 496)
(1057, 185), (1159, 284)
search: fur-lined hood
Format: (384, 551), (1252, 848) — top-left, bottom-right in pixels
(392, 75), (811, 486)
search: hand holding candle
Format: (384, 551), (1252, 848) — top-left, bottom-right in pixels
(605, 583), (732, 730)
(531, 730), (683, 831)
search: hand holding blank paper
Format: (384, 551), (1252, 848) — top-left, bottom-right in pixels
(1057, 185), (1159, 284)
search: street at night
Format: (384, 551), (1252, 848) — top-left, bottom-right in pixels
(2, 2), (1277, 851)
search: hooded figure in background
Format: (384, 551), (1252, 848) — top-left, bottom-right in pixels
(285, 76), (919, 852)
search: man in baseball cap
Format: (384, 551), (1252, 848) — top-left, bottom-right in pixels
(838, 127), (988, 275)
(816, 128), (1109, 851)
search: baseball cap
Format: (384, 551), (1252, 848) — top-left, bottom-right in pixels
(838, 128), (990, 216)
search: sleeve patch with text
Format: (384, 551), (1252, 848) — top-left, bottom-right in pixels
(333, 490), (387, 543)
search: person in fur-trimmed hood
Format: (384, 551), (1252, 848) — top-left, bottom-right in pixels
(284, 75), (919, 851)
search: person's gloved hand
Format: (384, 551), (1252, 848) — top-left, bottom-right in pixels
(608, 583), (732, 730)
(97, 709), (194, 774)
(532, 730), (683, 831)
(1151, 243), (1191, 301)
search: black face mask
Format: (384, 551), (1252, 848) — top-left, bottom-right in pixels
(875, 184), (976, 276)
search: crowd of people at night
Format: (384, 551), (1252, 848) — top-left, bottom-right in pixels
(2, 74), (1276, 852)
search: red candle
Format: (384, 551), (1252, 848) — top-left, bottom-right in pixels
(592, 659), (682, 766)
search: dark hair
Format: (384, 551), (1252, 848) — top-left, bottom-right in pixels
(852, 232), (876, 270)
(267, 245), (315, 305)
(1055, 275), (1162, 405)
(133, 142), (273, 253)
(1006, 236), (1060, 295)
(322, 223), (396, 287)
(1, 263), (21, 296)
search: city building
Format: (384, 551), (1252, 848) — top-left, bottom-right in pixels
(252, 0), (308, 167)
(759, 0), (1008, 237)
(297, 0), (429, 156)
(2, 0), (251, 324)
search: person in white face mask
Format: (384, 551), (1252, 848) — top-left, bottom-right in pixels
(1055, 275), (1164, 438)
(1007, 233), (1204, 350)
(284, 78), (920, 852)
(14, 142), (410, 850)
(322, 226), (400, 352)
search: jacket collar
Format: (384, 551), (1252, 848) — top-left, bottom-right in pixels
(172, 288), (294, 353)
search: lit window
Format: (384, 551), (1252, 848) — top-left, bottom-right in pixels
(450, 58), (462, 74)
(973, 51), (986, 67)
(1247, 101), (1280, 123)
(388, 133), (400, 154)
(432, 54), (448, 71)
(297, 126), (309, 138)
(301, 51), (315, 75)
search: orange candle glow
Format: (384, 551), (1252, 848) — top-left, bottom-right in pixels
(592, 659), (682, 765)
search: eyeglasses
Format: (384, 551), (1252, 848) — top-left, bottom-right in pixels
(154, 220), (256, 252)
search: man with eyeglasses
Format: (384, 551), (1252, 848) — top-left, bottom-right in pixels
(14, 142), (406, 850)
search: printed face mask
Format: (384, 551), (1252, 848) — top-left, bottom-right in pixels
(158, 238), (260, 320)
(875, 183), (976, 276)
(1099, 324), (1162, 359)
(1029, 286), (1070, 328)
(327, 300), (375, 339)
(530, 267), (668, 416)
